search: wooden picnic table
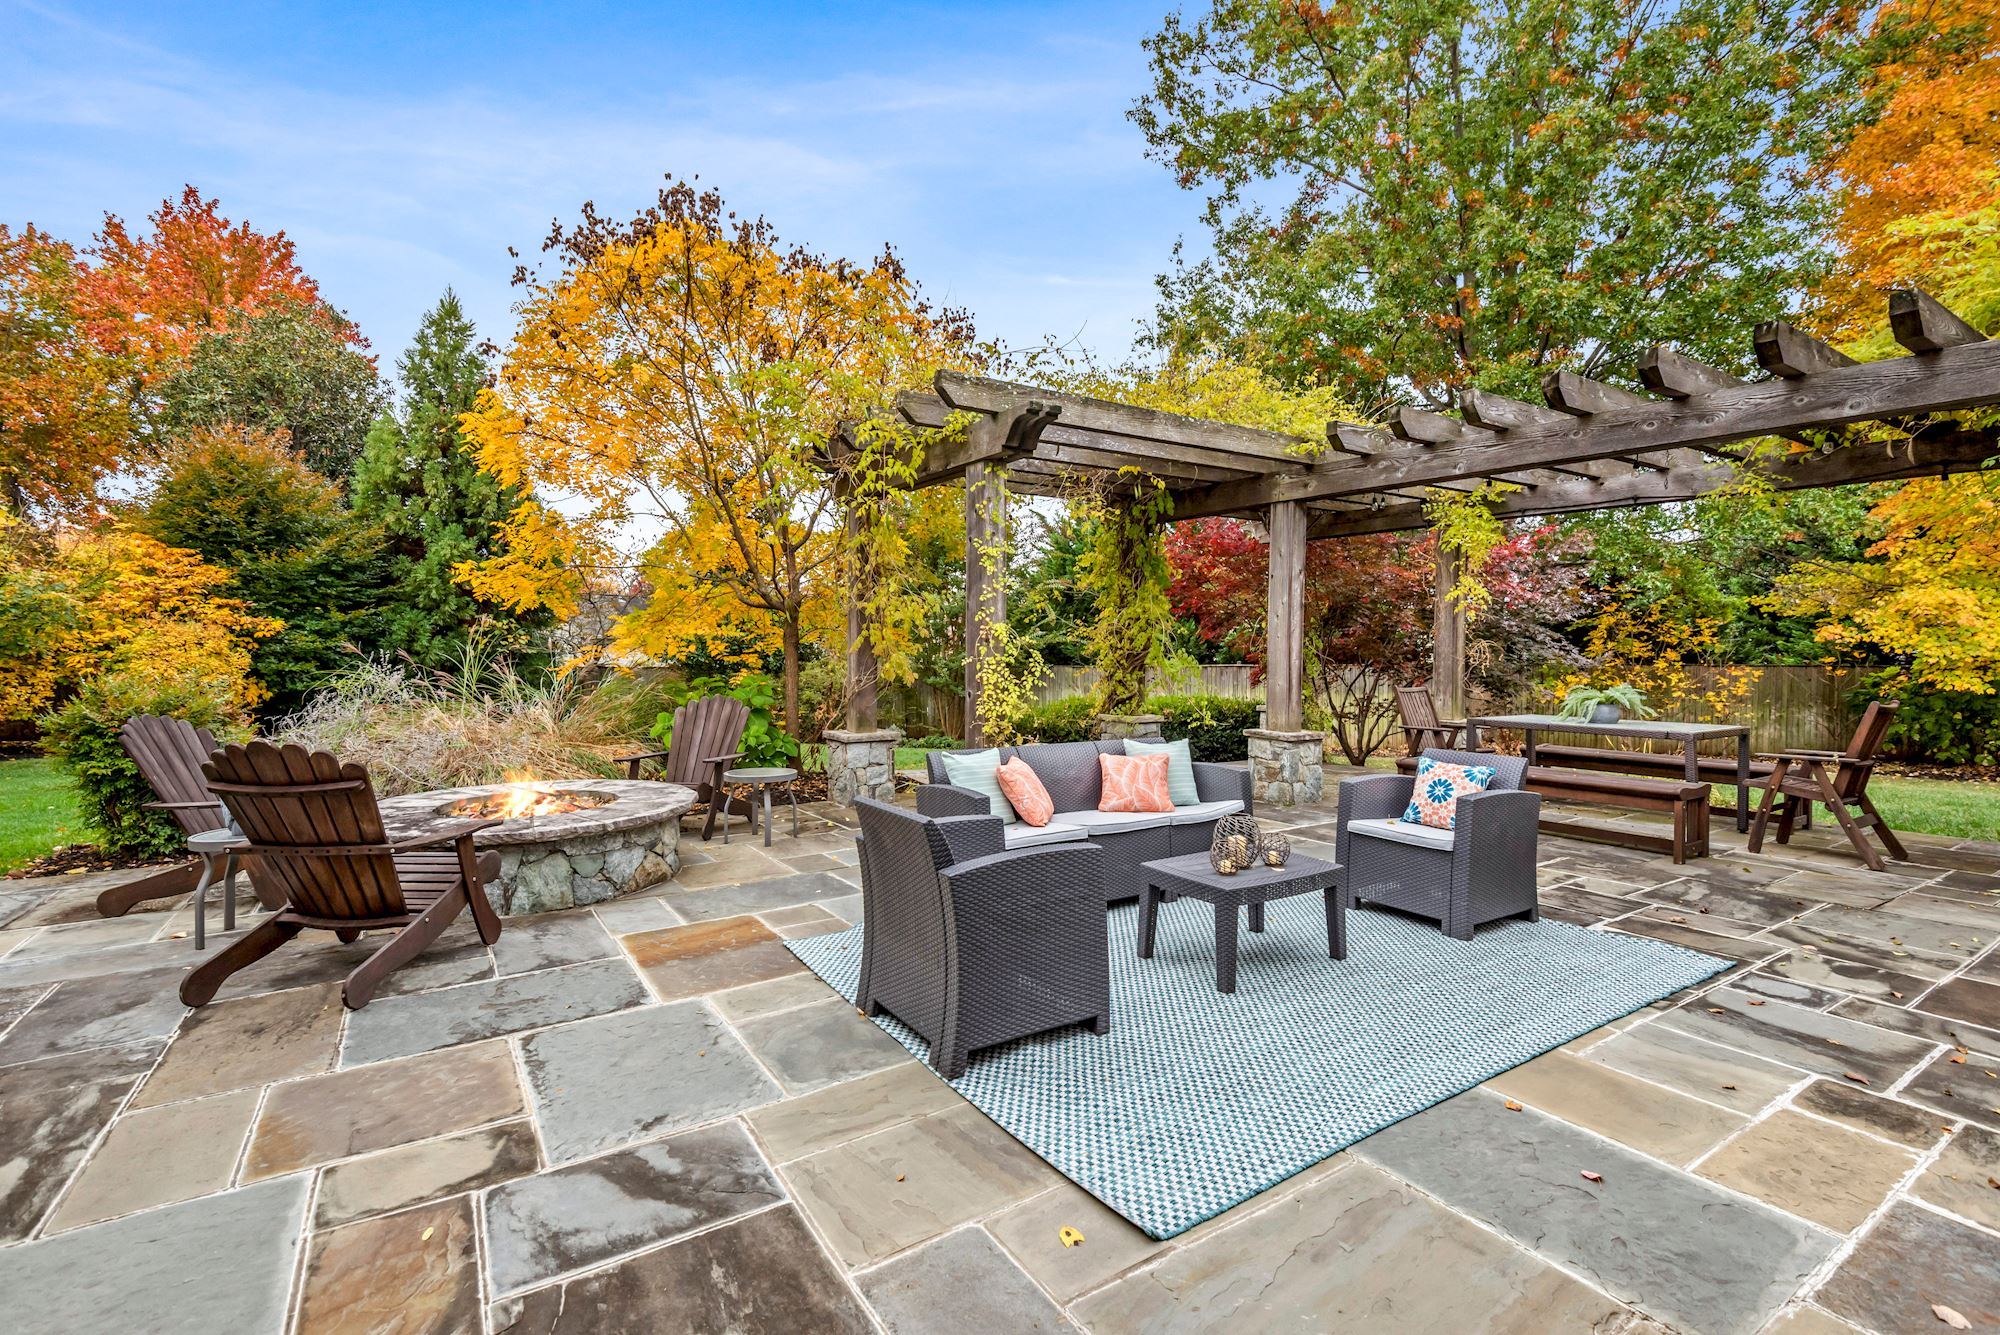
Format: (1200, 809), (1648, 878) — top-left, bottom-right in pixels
(1462, 715), (1755, 833)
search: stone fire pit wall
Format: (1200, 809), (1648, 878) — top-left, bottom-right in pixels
(374, 779), (697, 916)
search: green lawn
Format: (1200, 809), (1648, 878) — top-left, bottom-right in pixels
(0, 757), (85, 874)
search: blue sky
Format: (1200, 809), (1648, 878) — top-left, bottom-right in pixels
(1, 0), (1208, 373)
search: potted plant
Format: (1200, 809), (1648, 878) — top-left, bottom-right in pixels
(1556, 683), (1657, 725)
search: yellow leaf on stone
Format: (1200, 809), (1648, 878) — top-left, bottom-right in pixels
(1059, 1227), (1085, 1248)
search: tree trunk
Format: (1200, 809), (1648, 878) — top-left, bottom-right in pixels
(781, 614), (802, 741)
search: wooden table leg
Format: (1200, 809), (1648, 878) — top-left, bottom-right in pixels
(1213, 903), (1238, 994)
(1735, 736), (1751, 832)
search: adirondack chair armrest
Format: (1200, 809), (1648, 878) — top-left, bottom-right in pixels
(701, 751), (748, 767)
(1754, 750), (1839, 763)
(387, 817), (503, 852)
(617, 749), (669, 763)
(143, 800), (226, 811)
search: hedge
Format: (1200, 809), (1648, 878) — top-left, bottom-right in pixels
(1011, 692), (1258, 762)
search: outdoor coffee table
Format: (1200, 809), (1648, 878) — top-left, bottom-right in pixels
(720, 766), (800, 847)
(1137, 851), (1344, 994)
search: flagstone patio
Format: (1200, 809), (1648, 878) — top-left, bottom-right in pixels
(2, 780), (1997, 1335)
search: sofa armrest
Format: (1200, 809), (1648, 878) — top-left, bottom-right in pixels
(933, 814), (1006, 865)
(1337, 773), (1415, 826)
(917, 783), (990, 819)
(1191, 761), (1252, 812)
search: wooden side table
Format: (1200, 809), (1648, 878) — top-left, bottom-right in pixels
(720, 767), (800, 847)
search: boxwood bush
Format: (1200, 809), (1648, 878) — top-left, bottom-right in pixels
(1009, 692), (1257, 761)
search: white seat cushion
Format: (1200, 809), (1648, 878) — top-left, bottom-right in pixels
(1060, 808), (1173, 835)
(1003, 821), (1089, 850)
(1348, 817), (1455, 852)
(1166, 798), (1243, 826)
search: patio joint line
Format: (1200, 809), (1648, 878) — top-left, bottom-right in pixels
(484, 1196), (797, 1305)
(1796, 1111), (1967, 1307)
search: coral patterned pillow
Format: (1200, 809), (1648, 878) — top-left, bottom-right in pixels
(1402, 757), (1497, 830)
(1098, 752), (1173, 813)
(994, 758), (1055, 827)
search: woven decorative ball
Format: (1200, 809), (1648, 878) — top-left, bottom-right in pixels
(1209, 814), (1263, 874)
(1262, 832), (1292, 868)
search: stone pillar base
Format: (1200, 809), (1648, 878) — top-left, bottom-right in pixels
(1097, 713), (1166, 743)
(824, 728), (903, 806)
(1245, 728), (1326, 807)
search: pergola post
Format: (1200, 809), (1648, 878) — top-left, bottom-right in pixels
(1245, 500), (1324, 807)
(962, 463), (1007, 747)
(824, 481), (899, 806)
(1432, 539), (1467, 723)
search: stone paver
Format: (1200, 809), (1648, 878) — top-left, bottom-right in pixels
(734, 997), (913, 1093)
(131, 981), (342, 1108)
(1909, 1124), (2000, 1230)
(0, 1176), (308, 1335)
(1583, 1020), (1802, 1114)
(1073, 1161), (1653, 1333)
(0, 965), (188, 1064)
(1657, 988), (1939, 1086)
(1696, 1109), (1918, 1232)
(1814, 1201), (2000, 1332)
(0, 1036), (163, 1099)
(489, 912), (616, 977)
(1896, 1044), (2000, 1132)
(1918, 976), (2000, 1031)
(340, 955), (647, 1065)
(1359, 1092), (1835, 1334)
(297, 1195), (480, 1335)
(314, 1120), (541, 1228)
(0, 1076), (133, 1243)
(623, 914), (808, 1000)
(986, 1181), (1165, 1304)
(490, 1204), (873, 1334)
(784, 1104), (1057, 1266)
(858, 1227), (1068, 1333)
(745, 1060), (961, 1162)
(663, 869), (859, 921)
(1488, 1048), (1747, 1163)
(482, 1120), (783, 1295)
(245, 1040), (524, 1179)
(48, 1088), (259, 1232)
(1791, 1078), (1948, 1149)
(710, 969), (840, 1021)
(518, 1000), (779, 1162)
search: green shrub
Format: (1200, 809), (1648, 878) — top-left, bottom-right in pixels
(1865, 675), (2000, 765)
(41, 670), (247, 859)
(654, 672), (799, 770)
(911, 733), (960, 750)
(1145, 694), (1259, 762)
(1011, 696), (1099, 743)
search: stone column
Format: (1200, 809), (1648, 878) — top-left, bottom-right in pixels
(1433, 537), (1467, 722)
(1245, 729), (1325, 808)
(963, 464), (1007, 746)
(823, 728), (903, 806)
(1097, 714), (1166, 743)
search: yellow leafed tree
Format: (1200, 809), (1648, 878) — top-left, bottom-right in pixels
(461, 180), (968, 729)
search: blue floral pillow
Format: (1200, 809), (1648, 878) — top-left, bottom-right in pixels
(1401, 756), (1497, 830)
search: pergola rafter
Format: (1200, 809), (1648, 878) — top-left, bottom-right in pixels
(833, 289), (1999, 762)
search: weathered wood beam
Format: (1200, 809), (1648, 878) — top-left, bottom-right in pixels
(901, 390), (1277, 483)
(1637, 346), (1743, 398)
(935, 371), (1309, 464)
(1542, 369), (1654, 416)
(1264, 501), (1308, 732)
(1388, 406), (1483, 445)
(1755, 320), (1857, 379)
(1174, 338), (2000, 519)
(1460, 388), (1614, 479)
(1891, 287), (1986, 354)
(891, 392), (1060, 484)
(1306, 428), (1999, 539)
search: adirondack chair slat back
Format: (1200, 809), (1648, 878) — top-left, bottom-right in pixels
(1395, 687), (1442, 732)
(119, 715), (229, 837)
(664, 696), (750, 788)
(1834, 700), (1898, 799)
(203, 741), (407, 920)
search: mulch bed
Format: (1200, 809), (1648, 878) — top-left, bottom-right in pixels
(4, 845), (178, 880)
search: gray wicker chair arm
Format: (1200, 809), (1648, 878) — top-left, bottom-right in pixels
(916, 783), (991, 819)
(1450, 788), (1541, 848)
(1191, 761), (1253, 810)
(939, 843), (1106, 914)
(932, 813), (1006, 864)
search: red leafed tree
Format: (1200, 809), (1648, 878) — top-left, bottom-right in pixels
(78, 186), (349, 379)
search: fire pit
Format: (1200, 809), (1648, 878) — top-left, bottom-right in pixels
(375, 778), (696, 915)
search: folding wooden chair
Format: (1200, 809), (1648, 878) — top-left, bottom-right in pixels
(1748, 701), (1908, 871)
(179, 741), (504, 1010)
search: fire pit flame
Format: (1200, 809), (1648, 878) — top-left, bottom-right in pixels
(447, 776), (615, 822)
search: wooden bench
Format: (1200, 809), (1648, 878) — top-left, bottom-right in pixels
(1528, 744), (1800, 832)
(1395, 756), (1711, 863)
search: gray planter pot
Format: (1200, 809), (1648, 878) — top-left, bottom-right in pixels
(1589, 702), (1623, 724)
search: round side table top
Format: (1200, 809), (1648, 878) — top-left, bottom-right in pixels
(188, 828), (248, 852)
(722, 767), (799, 783)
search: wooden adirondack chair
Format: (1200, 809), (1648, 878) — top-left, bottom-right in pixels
(616, 695), (753, 840)
(178, 741), (504, 1010)
(96, 716), (285, 919)
(1748, 700), (1908, 871)
(1395, 686), (1467, 756)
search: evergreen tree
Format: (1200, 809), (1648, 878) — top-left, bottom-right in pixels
(351, 290), (547, 667)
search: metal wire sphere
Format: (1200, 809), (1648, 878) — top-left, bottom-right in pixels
(1209, 814), (1263, 873)
(1261, 831), (1292, 868)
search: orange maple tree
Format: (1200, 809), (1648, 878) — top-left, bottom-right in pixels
(77, 185), (350, 380)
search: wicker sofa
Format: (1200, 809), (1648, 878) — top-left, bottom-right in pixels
(1335, 748), (1541, 941)
(918, 740), (1252, 903)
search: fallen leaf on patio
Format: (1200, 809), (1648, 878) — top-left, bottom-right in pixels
(1892, 991), (1905, 999)
(169, 932), (186, 940)
(421, 1226), (435, 1241)
(1827, 1038), (1845, 1046)
(1932, 1303), (1971, 1329)
(1059, 1227), (1085, 1248)
(1708, 1007), (1726, 1014)
(1580, 1171), (1604, 1183)
(1748, 999), (1765, 1007)
(895, 1174), (905, 1182)
(1721, 1084), (1738, 1091)
(1951, 1055), (1967, 1065)
(1505, 1100), (1523, 1111)
(1894, 951), (1910, 957)
(697, 1049), (706, 1057)
(1698, 907), (1710, 914)
(1669, 916), (1687, 924)
(1987, 1177), (1999, 1190)
(1843, 1072), (1871, 1085)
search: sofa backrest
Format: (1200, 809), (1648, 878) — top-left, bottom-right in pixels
(1012, 739), (1123, 813)
(923, 746), (1014, 786)
(1421, 748), (1529, 791)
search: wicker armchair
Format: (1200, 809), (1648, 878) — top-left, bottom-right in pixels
(854, 798), (1109, 1078)
(1335, 749), (1540, 941)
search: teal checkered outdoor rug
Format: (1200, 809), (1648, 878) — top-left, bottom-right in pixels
(787, 898), (1728, 1239)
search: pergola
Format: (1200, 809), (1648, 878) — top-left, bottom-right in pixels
(831, 289), (2000, 796)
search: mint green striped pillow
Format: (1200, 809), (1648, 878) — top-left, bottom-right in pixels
(1124, 738), (1198, 806)
(938, 749), (1018, 823)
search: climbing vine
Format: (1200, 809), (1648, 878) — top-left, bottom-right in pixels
(1422, 480), (1521, 618)
(1077, 469), (1181, 715)
(968, 468), (1046, 745)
